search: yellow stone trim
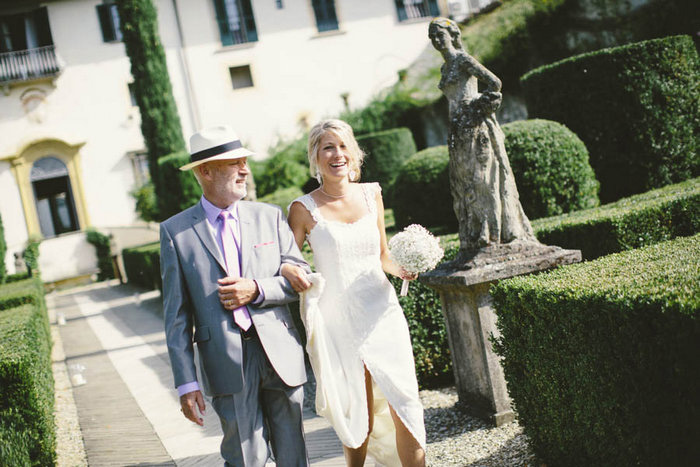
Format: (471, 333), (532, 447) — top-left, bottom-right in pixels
(2, 139), (89, 238)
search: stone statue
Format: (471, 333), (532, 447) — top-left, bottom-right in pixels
(429, 18), (537, 258)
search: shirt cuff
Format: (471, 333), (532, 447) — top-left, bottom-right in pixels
(177, 381), (200, 397)
(252, 280), (265, 305)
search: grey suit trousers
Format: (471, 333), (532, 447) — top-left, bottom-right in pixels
(211, 328), (308, 467)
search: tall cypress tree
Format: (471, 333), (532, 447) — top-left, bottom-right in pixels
(116, 0), (186, 211)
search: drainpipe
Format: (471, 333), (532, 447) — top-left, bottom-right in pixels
(171, 0), (201, 133)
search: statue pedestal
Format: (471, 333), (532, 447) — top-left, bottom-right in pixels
(421, 241), (581, 426)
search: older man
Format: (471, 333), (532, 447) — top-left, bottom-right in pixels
(160, 125), (311, 466)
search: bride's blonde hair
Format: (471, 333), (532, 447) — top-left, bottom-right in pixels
(307, 119), (364, 182)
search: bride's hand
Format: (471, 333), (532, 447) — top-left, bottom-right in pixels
(399, 268), (418, 281)
(281, 264), (312, 292)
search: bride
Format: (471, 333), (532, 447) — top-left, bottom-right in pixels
(281, 119), (426, 466)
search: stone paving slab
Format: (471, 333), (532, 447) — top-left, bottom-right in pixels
(51, 281), (366, 466)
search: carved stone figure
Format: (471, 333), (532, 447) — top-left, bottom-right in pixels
(429, 18), (537, 257)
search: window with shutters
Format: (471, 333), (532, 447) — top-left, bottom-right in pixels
(213, 0), (258, 46)
(394, 0), (440, 22)
(96, 1), (122, 43)
(311, 0), (339, 33)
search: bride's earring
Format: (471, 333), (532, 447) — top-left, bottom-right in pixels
(315, 170), (322, 184)
(348, 170), (357, 181)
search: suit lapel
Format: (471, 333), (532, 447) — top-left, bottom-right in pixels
(191, 202), (227, 273)
(238, 201), (254, 276)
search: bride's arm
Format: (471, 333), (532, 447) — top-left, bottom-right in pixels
(281, 202), (314, 292)
(375, 191), (417, 281)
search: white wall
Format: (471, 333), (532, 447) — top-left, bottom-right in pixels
(173, 0), (433, 153)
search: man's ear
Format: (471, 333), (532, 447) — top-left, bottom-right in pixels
(196, 164), (212, 181)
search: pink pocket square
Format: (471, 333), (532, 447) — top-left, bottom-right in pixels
(253, 241), (275, 249)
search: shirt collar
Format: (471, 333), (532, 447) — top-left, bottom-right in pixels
(200, 195), (239, 225)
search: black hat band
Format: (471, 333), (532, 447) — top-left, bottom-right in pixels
(190, 140), (243, 163)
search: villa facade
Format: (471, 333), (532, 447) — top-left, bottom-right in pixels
(0, 0), (467, 282)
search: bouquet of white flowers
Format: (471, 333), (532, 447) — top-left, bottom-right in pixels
(388, 224), (444, 296)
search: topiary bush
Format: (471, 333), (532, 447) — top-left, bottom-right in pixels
(492, 234), (700, 466)
(156, 151), (202, 221)
(502, 119), (599, 219)
(522, 35), (700, 203)
(357, 128), (416, 192)
(390, 146), (457, 231)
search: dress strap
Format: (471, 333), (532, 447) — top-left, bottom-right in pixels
(361, 183), (381, 215)
(288, 193), (321, 224)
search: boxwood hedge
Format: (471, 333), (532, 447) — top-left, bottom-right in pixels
(532, 177), (700, 260)
(122, 242), (161, 291)
(502, 119), (599, 219)
(357, 128), (416, 192)
(491, 234), (700, 466)
(0, 278), (55, 466)
(0, 213), (6, 283)
(522, 35), (700, 203)
(390, 146), (457, 231)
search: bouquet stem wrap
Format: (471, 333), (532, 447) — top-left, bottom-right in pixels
(400, 279), (409, 296)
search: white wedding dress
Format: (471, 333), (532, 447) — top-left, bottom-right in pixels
(290, 183), (426, 466)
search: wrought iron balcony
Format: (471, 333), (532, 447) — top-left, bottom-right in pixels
(0, 45), (62, 85)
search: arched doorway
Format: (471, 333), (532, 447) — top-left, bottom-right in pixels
(30, 156), (79, 237)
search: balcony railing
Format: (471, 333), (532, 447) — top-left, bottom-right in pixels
(0, 45), (62, 85)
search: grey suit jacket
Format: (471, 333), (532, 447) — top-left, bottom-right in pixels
(160, 200), (310, 396)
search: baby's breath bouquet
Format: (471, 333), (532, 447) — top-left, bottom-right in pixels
(389, 224), (444, 296)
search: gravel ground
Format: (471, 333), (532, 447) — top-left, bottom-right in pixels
(420, 387), (537, 466)
(305, 371), (537, 466)
(51, 319), (89, 467)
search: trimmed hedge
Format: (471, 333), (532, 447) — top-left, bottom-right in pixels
(522, 35), (700, 202)
(86, 228), (115, 281)
(391, 124), (600, 230)
(492, 234), (700, 466)
(0, 278), (44, 311)
(0, 278), (55, 466)
(532, 177), (700, 260)
(258, 186), (304, 215)
(357, 128), (416, 191)
(390, 146), (457, 231)
(502, 119), (599, 219)
(0, 212), (6, 283)
(123, 242), (161, 291)
(157, 151), (202, 221)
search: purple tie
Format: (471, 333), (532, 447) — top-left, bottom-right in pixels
(219, 210), (252, 331)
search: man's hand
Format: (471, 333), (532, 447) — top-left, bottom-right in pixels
(180, 390), (206, 426)
(281, 264), (311, 293)
(218, 277), (259, 309)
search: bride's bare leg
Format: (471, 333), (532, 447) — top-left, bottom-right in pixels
(343, 367), (374, 467)
(390, 406), (425, 467)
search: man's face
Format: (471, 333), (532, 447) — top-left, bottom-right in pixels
(201, 158), (249, 204)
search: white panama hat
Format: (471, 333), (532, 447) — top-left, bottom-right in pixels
(179, 125), (255, 171)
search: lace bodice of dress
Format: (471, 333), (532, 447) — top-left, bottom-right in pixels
(293, 183), (383, 289)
